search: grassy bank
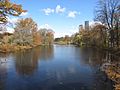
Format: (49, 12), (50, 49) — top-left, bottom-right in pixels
(0, 43), (54, 53)
(0, 44), (38, 53)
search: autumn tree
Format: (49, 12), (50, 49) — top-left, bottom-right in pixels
(38, 28), (54, 45)
(79, 30), (91, 46)
(72, 33), (81, 46)
(0, 24), (7, 33)
(90, 24), (107, 47)
(95, 0), (120, 47)
(14, 18), (38, 46)
(46, 29), (54, 45)
(38, 28), (47, 44)
(114, 5), (120, 47)
(33, 32), (41, 46)
(72, 23), (107, 47)
(0, 0), (26, 24)
(64, 35), (71, 44)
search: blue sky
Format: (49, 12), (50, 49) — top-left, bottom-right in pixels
(10, 0), (97, 38)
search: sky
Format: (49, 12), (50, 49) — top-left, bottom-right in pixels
(9, 0), (97, 38)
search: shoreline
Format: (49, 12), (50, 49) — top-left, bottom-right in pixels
(0, 44), (54, 53)
(0, 44), (119, 89)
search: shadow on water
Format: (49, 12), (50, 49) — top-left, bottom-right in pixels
(14, 45), (54, 76)
(0, 45), (118, 90)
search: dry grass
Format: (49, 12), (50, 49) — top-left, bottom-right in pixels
(105, 64), (120, 90)
(0, 44), (32, 53)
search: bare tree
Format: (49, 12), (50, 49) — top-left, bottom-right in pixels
(95, 0), (119, 29)
(95, 0), (120, 47)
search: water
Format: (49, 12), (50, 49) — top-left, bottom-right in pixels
(0, 45), (114, 90)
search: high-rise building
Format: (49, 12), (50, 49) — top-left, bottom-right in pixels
(85, 21), (89, 30)
(79, 25), (83, 32)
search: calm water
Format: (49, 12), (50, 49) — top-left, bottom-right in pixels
(0, 45), (114, 90)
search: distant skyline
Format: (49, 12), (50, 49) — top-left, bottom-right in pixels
(9, 0), (97, 38)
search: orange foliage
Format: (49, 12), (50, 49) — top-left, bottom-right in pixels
(0, 0), (26, 23)
(33, 32), (41, 45)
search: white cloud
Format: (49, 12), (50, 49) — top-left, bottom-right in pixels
(68, 11), (79, 18)
(42, 8), (54, 15)
(56, 5), (66, 13)
(41, 5), (66, 15)
(20, 12), (28, 16)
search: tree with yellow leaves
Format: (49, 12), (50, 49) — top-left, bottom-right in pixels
(0, 0), (26, 24)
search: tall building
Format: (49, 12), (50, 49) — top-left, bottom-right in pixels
(79, 25), (83, 32)
(85, 21), (89, 30)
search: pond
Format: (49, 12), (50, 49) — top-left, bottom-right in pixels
(0, 45), (114, 90)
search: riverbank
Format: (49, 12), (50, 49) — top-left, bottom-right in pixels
(0, 44), (119, 90)
(0, 44), (40, 53)
(76, 45), (120, 90)
(0, 44), (114, 90)
(80, 45), (120, 56)
(54, 41), (71, 45)
(102, 62), (120, 90)
(0, 44), (54, 53)
(100, 49), (120, 90)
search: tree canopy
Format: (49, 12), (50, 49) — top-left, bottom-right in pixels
(0, 0), (26, 24)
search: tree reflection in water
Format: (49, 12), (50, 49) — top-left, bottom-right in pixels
(0, 53), (9, 90)
(0, 46), (119, 90)
(77, 47), (119, 67)
(14, 46), (54, 76)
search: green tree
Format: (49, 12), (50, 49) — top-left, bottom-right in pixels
(72, 33), (81, 46)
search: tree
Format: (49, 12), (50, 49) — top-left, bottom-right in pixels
(72, 23), (107, 47)
(64, 35), (71, 44)
(95, 0), (120, 30)
(33, 32), (41, 45)
(72, 33), (81, 46)
(38, 28), (54, 45)
(0, 24), (7, 33)
(95, 0), (120, 47)
(90, 24), (107, 47)
(46, 29), (54, 45)
(14, 18), (38, 46)
(0, 0), (26, 24)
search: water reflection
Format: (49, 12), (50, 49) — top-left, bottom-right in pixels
(0, 53), (10, 90)
(0, 45), (118, 90)
(14, 46), (54, 76)
(15, 50), (38, 75)
(0, 61), (7, 90)
(37, 45), (54, 60)
(79, 47), (119, 67)
(78, 47), (105, 66)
